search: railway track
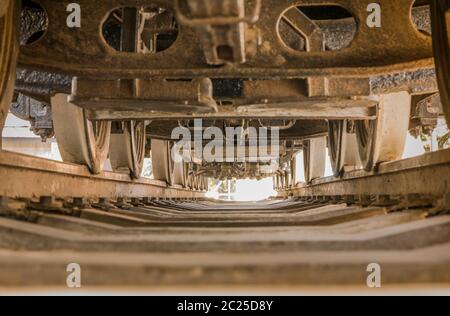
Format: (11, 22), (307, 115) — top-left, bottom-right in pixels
(0, 150), (449, 291)
(2, 0), (450, 297)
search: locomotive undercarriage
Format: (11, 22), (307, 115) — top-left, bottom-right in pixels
(1, 0), (449, 189)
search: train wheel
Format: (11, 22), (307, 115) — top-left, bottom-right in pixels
(194, 175), (201, 191)
(151, 139), (174, 185)
(110, 121), (146, 179)
(184, 163), (191, 189)
(303, 137), (326, 184)
(0, 0), (19, 145)
(192, 174), (198, 191)
(276, 173), (282, 190)
(197, 175), (204, 191)
(202, 177), (209, 191)
(355, 92), (411, 171)
(278, 171), (286, 190)
(52, 94), (111, 174)
(274, 174), (280, 191)
(172, 161), (188, 187)
(431, 0), (450, 126)
(328, 120), (361, 177)
(284, 169), (291, 189)
(290, 157), (297, 188)
(188, 173), (195, 190)
(190, 174), (197, 191)
(197, 176), (205, 191)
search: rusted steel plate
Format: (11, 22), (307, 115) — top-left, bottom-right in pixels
(19, 0), (433, 78)
(86, 98), (378, 120)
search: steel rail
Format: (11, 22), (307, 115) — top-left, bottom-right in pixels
(0, 152), (449, 289)
(280, 149), (450, 199)
(0, 149), (449, 202)
(0, 150), (205, 200)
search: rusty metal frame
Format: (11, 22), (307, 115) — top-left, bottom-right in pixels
(71, 76), (375, 117)
(86, 98), (378, 121)
(174, 0), (262, 26)
(19, 0), (433, 79)
(71, 77), (218, 113)
(0, 2), (8, 17)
